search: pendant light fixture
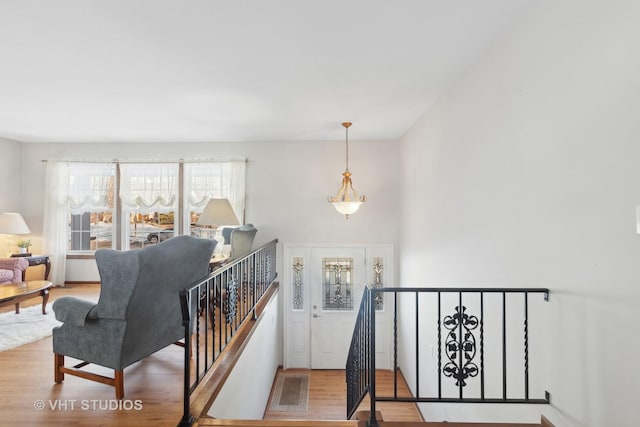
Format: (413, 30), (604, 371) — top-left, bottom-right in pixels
(328, 122), (366, 219)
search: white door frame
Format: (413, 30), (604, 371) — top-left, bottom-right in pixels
(282, 243), (394, 370)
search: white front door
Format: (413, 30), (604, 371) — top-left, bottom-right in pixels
(309, 247), (365, 369)
(283, 244), (393, 370)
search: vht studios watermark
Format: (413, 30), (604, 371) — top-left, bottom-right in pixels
(34, 399), (143, 411)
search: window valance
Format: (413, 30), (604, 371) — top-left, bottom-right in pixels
(119, 163), (179, 210)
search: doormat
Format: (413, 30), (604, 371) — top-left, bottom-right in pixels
(269, 372), (309, 412)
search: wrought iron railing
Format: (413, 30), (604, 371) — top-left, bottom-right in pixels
(178, 239), (278, 426)
(346, 286), (550, 427)
(346, 286), (375, 420)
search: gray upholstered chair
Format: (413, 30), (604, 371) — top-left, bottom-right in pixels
(221, 226), (235, 245)
(52, 235), (216, 399)
(230, 224), (257, 259)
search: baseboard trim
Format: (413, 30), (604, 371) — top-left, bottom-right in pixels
(64, 281), (101, 285)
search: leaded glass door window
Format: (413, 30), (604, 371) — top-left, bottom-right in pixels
(310, 248), (365, 369)
(322, 257), (354, 311)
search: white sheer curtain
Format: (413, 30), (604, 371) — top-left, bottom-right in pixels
(67, 163), (115, 213)
(120, 163), (179, 210)
(184, 161), (246, 222)
(42, 160), (243, 285)
(42, 161), (70, 286)
(43, 162), (116, 285)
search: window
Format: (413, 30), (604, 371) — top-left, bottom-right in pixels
(61, 160), (245, 253)
(184, 162), (246, 238)
(67, 163), (116, 251)
(120, 163), (178, 249)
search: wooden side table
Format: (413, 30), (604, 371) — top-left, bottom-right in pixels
(11, 254), (51, 281)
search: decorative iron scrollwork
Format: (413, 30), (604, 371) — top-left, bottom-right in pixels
(242, 270), (249, 304)
(443, 305), (479, 387)
(224, 276), (238, 324)
(266, 254), (272, 282)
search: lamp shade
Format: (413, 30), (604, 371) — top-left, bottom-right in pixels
(196, 199), (240, 227)
(0, 213), (31, 234)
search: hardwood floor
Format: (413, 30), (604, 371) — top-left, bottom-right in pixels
(264, 369), (423, 422)
(0, 284), (423, 426)
(0, 284), (186, 426)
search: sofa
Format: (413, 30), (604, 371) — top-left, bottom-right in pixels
(0, 257), (29, 284)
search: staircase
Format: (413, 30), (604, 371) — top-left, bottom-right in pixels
(194, 413), (553, 427)
(180, 250), (553, 427)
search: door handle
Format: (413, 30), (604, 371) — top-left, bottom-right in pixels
(313, 314), (319, 318)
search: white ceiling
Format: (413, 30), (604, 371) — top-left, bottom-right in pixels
(0, 0), (535, 143)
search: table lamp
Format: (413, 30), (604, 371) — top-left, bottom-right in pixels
(0, 212), (31, 256)
(196, 199), (240, 255)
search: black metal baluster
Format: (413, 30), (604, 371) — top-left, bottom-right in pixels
(437, 291), (442, 400)
(252, 254), (257, 320)
(203, 280), (209, 369)
(458, 291), (463, 399)
(220, 271), (225, 348)
(524, 292), (529, 400)
(232, 265), (238, 333)
(480, 292), (485, 400)
(179, 288), (192, 427)
(242, 259), (247, 322)
(369, 288), (377, 427)
(415, 291), (420, 398)
(393, 290), (398, 399)
(502, 291), (507, 400)
(237, 261), (242, 323)
(195, 287), (201, 382)
(364, 292), (369, 412)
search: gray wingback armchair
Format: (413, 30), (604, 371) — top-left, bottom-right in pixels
(230, 224), (257, 259)
(52, 235), (216, 399)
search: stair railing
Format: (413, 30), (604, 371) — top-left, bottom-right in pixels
(346, 286), (550, 427)
(178, 238), (278, 426)
(346, 286), (375, 422)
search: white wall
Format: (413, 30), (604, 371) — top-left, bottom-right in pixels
(0, 137), (26, 255)
(207, 289), (281, 419)
(0, 137), (22, 212)
(399, 1), (640, 426)
(17, 138), (401, 281)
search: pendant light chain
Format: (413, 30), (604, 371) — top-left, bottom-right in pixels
(343, 121), (352, 172)
(345, 123), (349, 172)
